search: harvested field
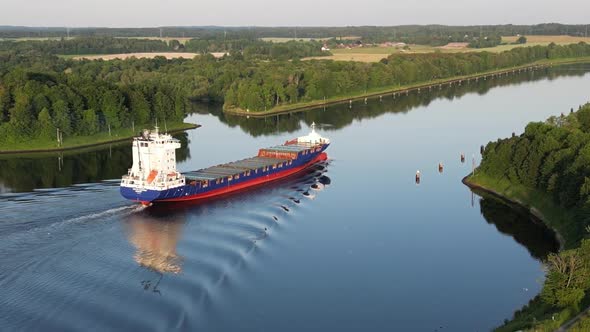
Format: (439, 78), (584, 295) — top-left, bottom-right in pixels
(502, 35), (590, 44)
(439, 42), (469, 49)
(260, 37), (330, 42)
(118, 37), (194, 45)
(73, 52), (199, 60)
(306, 53), (390, 62)
(305, 36), (590, 63)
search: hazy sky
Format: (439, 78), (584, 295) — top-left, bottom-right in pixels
(3, 0), (589, 27)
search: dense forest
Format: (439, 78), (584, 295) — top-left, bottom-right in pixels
(477, 104), (590, 330)
(0, 37), (172, 55)
(0, 52), (191, 144)
(183, 39), (327, 60)
(479, 104), (590, 229)
(214, 64), (590, 137)
(1, 41), (589, 145)
(2, 24), (589, 45)
(223, 42), (590, 112)
(0, 37), (328, 59)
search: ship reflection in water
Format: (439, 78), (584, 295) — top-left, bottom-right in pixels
(125, 209), (186, 275)
(126, 162), (331, 282)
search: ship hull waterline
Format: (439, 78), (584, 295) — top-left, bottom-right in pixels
(121, 152), (328, 206)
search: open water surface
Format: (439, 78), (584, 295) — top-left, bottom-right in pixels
(2, 64), (590, 331)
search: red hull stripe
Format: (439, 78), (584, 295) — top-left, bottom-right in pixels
(157, 152), (328, 202)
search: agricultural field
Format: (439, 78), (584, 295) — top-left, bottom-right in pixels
(0, 37), (73, 41)
(502, 35), (590, 44)
(72, 52), (199, 60)
(260, 36), (360, 43)
(260, 37), (330, 43)
(117, 36), (194, 45)
(307, 35), (590, 62)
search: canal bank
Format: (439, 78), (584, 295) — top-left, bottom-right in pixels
(463, 174), (568, 248)
(224, 57), (590, 118)
(0, 122), (199, 155)
(463, 161), (589, 330)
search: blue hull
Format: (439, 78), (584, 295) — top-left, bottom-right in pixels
(121, 144), (328, 204)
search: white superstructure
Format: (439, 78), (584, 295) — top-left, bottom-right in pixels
(297, 122), (330, 145)
(120, 127), (185, 192)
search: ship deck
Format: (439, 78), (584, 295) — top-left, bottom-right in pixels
(184, 156), (289, 182)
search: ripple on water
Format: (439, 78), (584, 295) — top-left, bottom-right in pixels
(0, 161), (331, 330)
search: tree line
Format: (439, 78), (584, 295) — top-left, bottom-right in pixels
(183, 39), (327, 60)
(478, 103), (590, 329)
(223, 42), (590, 112)
(1, 42), (589, 145)
(2, 24), (589, 44)
(0, 37), (328, 60)
(0, 53), (189, 144)
(0, 37), (172, 55)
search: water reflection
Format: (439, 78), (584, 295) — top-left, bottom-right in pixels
(1, 65), (588, 194)
(126, 208), (186, 274)
(210, 64), (590, 137)
(0, 132), (191, 193)
(124, 163), (332, 277)
(477, 193), (560, 260)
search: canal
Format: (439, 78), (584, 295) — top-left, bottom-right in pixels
(1, 64), (589, 331)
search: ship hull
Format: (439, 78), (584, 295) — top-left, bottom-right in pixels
(121, 146), (328, 205)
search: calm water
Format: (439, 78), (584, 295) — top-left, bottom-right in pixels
(1, 65), (589, 331)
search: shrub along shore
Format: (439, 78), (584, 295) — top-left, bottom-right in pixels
(465, 103), (590, 331)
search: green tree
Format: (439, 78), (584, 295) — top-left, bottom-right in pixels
(127, 90), (151, 125)
(36, 107), (54, 139)
(101, 90), (125, 129)
(8, 91), (34, 138)
(80, 109), (99, 135)
(542, 249), (590, 309)
(52, 100), (72, 135)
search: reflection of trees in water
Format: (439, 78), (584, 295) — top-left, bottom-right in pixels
(202, 64), (590, 137)
(478, 194), (559, 260)
(0, 133), (191, 192)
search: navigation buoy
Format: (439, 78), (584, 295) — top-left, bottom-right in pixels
(415, 170), (421, 184)
(438, 162), (444, 173)
(460, 153), (465, 163)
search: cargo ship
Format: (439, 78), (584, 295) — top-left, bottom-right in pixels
(120, 123), (330, 205)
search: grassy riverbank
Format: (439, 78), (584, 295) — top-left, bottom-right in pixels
(460, 104), (590, 331)
(464, 172), (586, 331)
(224, 56), (590, 118)
(465, 172), (579, 248)
(0, 122), (198, 154)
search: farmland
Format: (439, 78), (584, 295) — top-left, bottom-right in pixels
(305, 35), (590, 62)
(72, 52), (199, 60)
